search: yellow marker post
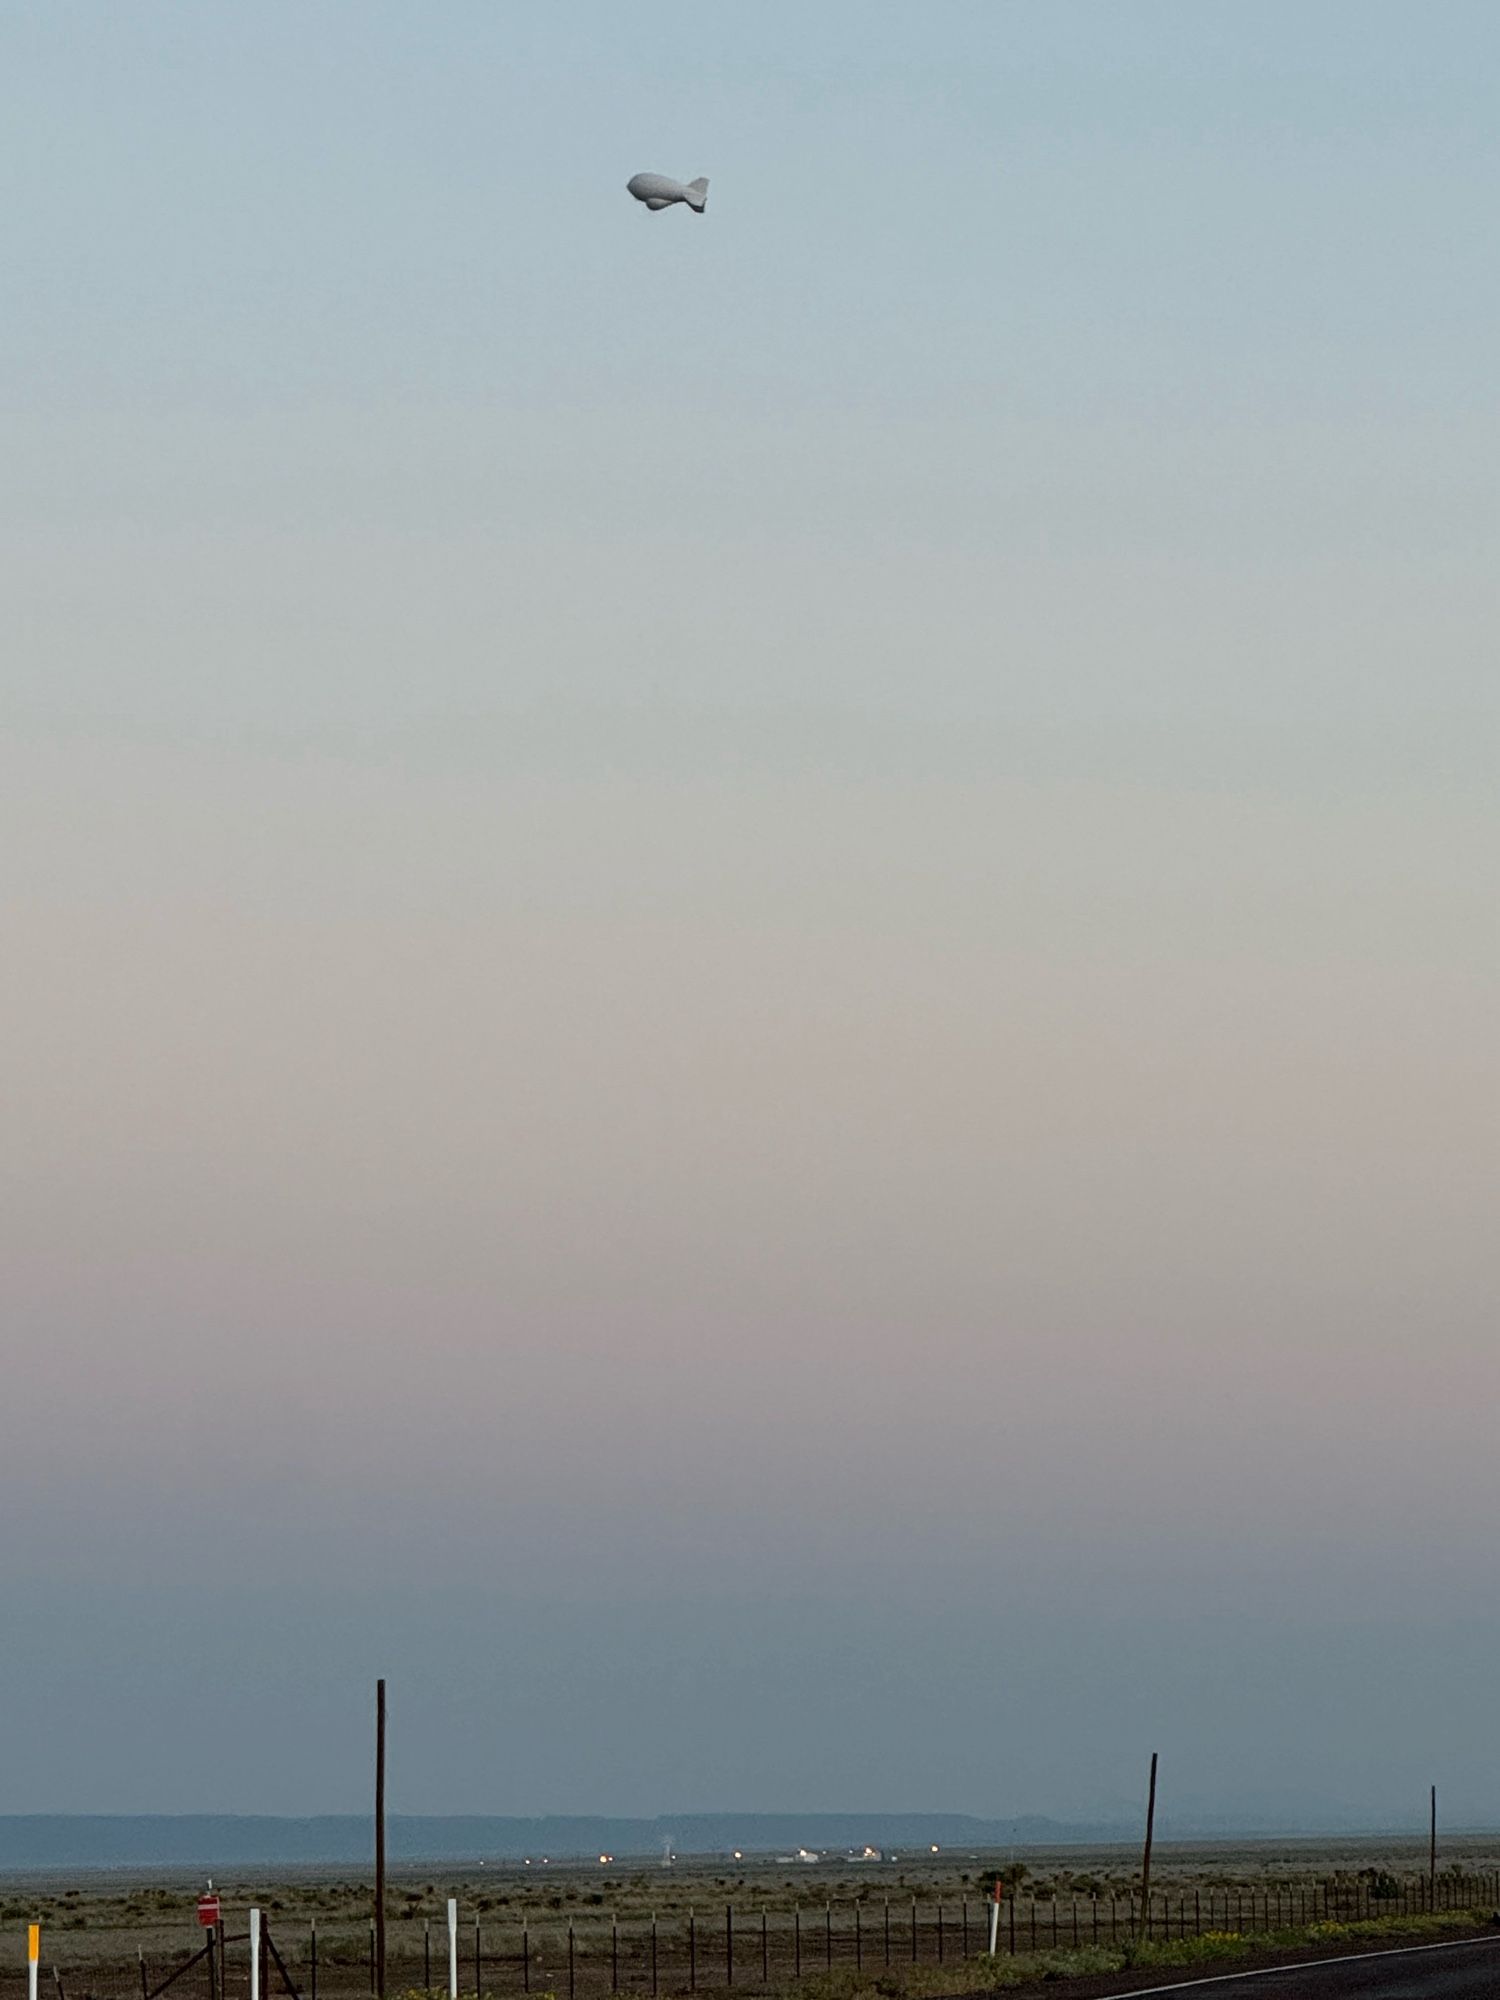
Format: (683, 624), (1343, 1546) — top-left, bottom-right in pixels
(28, 1925), (41, 2000)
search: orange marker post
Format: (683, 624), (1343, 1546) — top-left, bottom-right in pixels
(28, 1925), (41, 2000)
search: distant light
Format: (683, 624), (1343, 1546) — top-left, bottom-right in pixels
(524, 1859), (532, 1867)
(599, 1855), (613, 1865)
(732, 1852), (742, 1861)
(930, 1846), (940, 1854)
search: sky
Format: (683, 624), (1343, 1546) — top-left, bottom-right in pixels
(0, 1), (1495, 1829)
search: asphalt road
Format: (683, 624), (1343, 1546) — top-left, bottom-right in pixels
(1094, 1935), (1500, 1999)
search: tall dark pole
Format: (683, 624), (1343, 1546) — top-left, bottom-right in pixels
(1138, 1752), (1159, 1942)
(1430, 1785), (1437, 1906)
(375, 1680), (387, 2000)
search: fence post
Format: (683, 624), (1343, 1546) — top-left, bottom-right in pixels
(447, 1902), (458, 2000)
(310, 1925), (317, 2000)
(424, 1924), (430, 1993)
(910, 1899), (917, 1963)
(794, 1910), (800, 1980)
(140, 1953), (149, 2000)
(725, 1906), (732, 1988)
(936, 1904), (943, 1963)
(249, 1913), (261, 2000)
(761, 1911), (768, 1985)
(522, 1923), (530, 1996)
(651, 1914), (658, 1998)
(883, 1902), (890, 1967)
(825, 1905), (832, 1972)
(855, 1901), (862, 1971)
(568, 1926), (575, 2000)
(475, 1922), (482, 2000)
(689, 1909), (696, 1992)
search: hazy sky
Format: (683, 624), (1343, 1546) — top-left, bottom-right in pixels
(1, 1), (1495, 1828)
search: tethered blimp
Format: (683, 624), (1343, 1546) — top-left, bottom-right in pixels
(626, 171), (709, 214)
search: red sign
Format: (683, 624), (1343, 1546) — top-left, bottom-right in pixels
(197, 1896), (221, 1928)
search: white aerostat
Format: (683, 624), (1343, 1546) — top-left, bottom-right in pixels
(626, 171), (709, 213)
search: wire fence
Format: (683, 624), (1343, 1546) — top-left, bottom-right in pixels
(11, 1872), (1500, 2000)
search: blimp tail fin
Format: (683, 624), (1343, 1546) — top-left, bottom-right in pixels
(685, 176), (709, 212)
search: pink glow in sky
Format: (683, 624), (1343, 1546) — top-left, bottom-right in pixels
(1, 0), (1494, 1821)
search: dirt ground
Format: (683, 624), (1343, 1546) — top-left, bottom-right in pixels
(3, 1839), (1498, 2000)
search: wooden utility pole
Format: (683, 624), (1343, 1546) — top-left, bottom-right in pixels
(1430, 1785), (1437, 1906)
(1137, 1752), (1159, 1941)
(375, 1680), (387, 2000)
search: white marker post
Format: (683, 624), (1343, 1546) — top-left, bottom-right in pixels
(249, 1909), (261, 2000)
(28, 1925), (40, 2000)
(447, 1900), (458, 2000)
(987, 1880), (1002, 1957)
